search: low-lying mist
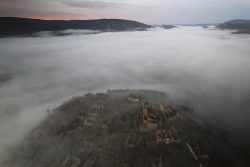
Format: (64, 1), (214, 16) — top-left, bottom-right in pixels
(0, 27), (250, 159)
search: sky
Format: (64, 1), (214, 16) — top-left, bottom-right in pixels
(0, 0), (250, 24)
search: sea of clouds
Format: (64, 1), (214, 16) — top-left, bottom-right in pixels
(0, 26), (250, 160)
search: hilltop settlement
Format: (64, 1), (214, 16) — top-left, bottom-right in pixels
(3, 90), (250, 167)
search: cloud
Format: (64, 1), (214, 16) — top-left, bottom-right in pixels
(63, 0), (161, 8)
(0, 27), (250, 163)
(0, 1), (87, 19)
(34, 29), (101, 37)
(63, 0), (120, 9)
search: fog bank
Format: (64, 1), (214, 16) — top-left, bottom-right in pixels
(0, 27), (250, 158)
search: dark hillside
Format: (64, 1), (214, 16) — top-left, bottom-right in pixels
(0, 17), (152, 36)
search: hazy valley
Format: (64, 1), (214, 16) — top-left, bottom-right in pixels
(0, 24), (250, 166)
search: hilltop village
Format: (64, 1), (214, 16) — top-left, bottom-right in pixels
(3, 90), (249, 167)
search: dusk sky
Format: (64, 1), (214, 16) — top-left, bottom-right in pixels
(0, 0), (250, 24)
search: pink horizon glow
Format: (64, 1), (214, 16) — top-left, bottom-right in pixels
(23, 15), (151, 23)
(31, 16), (102, 21)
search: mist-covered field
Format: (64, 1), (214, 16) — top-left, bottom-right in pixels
(0, 27), (250, 159)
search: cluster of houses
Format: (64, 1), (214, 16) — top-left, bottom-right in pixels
(77, 95), (208, 167)
(140, 102), (181, 144)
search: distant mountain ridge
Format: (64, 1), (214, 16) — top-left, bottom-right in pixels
(161, 25), (177, 29)
(0, 17), (152, 37)
(217, 19), (250, 34)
